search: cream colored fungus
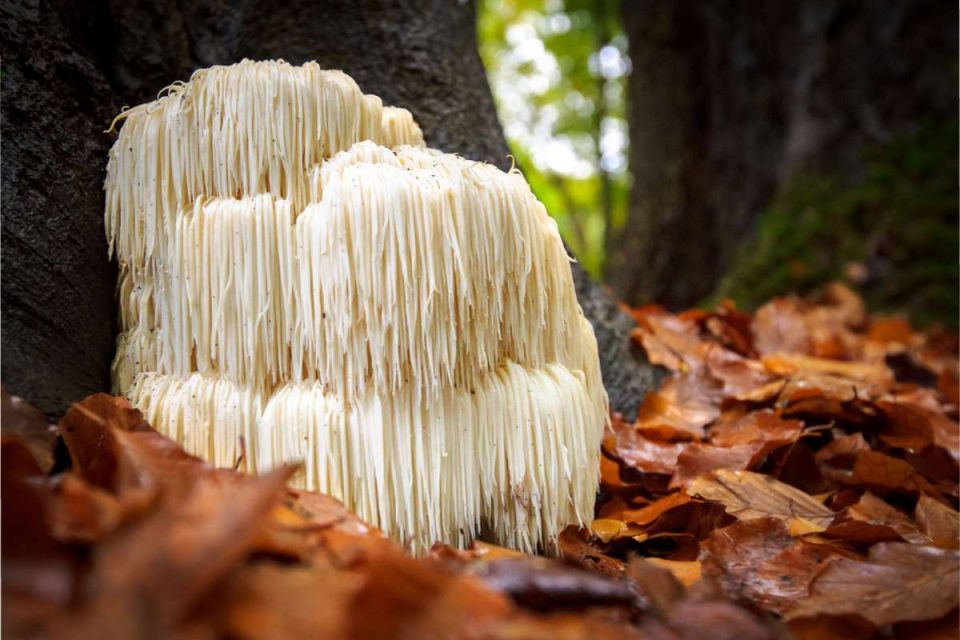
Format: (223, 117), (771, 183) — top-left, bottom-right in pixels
(107, 59), (607, 553)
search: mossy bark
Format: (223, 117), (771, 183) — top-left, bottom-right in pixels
(609, 0), (958, 309)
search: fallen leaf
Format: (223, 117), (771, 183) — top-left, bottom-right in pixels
(752, 297), (812, 356)
(590, 518), (628, 543)
(556, 526), (627, 579)
(704, 345), (772, 397)
(846, 450), (942, 500)
(689, 469), (834, 528)
(658, 597), (782, 640)
(1, 438), (76, 637)
(58, 466), (297, 637)
(469, 557), (636, 612)
(632, 311), (706, 372)
(824, 492), (929, 545)
(762, 353), (893, 389)
(643, 558), (702, 587)
(878, 400), (960, 461)
(893, 608), (960, 640)
(621, 492), (692, 527)
(815, 431), (870, 467)
(709, 409), (804, 449)
(635, 373), (723, 440)
(915, 495), (960, 543)
(670, 443), (758, 489)
(702, 517), (833, 614)
(786, 543), (959, 627)
(615, 430), (686, 476)
(1, 388), (57, 471)
(702, 303), (757, 358)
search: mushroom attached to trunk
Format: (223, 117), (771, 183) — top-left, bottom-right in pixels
(106, 60), (607, 553)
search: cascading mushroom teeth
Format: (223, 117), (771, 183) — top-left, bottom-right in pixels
(108, 59), (607, 554)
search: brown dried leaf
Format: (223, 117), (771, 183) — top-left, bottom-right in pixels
(632, 311), (706, 372)
(824, 492), (929, 545)
(787, 543), (960, 627)
(643, 558), (702, 587)
(915, 495), (960, 543)
(704, 345), (772, 397)
(615, 430), (687, 476)
(58, 466), (296, 637)
(762, 353), (894, 390)
(815, 431), (870, 467)
(847, 450), (942, 499)
(689, 469), (834, 528)
(470, 557), (636, 612)
(1, 438), (76, 636)
(879, 400), (960, 461)
(752, 297), (813, 356)
(709, 409), (804, 449)
(702, 517), (833, 614)
(557, 526), (628, 579)
(635, 373), (723, 440)
(621, 492), (692, 527)
(1, 388), (57, 472)
(670, 443), (758, 489)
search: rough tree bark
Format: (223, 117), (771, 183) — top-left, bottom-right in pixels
(608, 0), (958, 308)
(1, 0), (658, 418)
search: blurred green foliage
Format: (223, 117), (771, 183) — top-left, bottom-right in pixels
(716, 122), (959, 327)
(477, 0), (628, 278)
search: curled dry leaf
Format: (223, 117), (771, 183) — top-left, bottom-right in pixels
(670, 443), (758, 489)
(823, 491), (929, 545)
(878, 400), (960, 461)
(708, 409), (804, 449)
(635, 372), (723, 440)
(689, 469), (835, 529)
(846, 450), (942, 500)
(614, 429), (687, 476)
(704, 345), (772, 397)
(786, 542), (960, 628)
(631, 311), (706, 372)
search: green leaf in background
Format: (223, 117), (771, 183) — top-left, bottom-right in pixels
(478, 0), (629, 278)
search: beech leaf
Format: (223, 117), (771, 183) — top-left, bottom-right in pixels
(786, 543), (960, 627)
(689, 469), (835, 528)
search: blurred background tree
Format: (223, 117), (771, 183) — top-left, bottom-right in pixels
(478, 0), (630, 277)
(478, 0), (958, 326)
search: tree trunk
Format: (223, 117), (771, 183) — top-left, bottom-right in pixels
(1, 0), (658, 418)
(608, 0), (958, 308)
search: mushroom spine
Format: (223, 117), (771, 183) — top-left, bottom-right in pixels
(107, 59), (607, 553)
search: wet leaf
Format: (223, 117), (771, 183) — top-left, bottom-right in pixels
(702, 517), (832, 614)
(787, 543), (959, 627)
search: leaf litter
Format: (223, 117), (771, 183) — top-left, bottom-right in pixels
(3, 283), (958, 638)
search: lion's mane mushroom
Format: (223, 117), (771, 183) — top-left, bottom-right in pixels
(106, 60), (607, 553)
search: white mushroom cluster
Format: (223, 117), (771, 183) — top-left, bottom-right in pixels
(106, 60), (607, 552)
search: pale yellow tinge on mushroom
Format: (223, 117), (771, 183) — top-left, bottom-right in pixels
(107, 59), (607, 553)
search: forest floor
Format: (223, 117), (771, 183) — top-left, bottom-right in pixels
(3, 283), (958, 639)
